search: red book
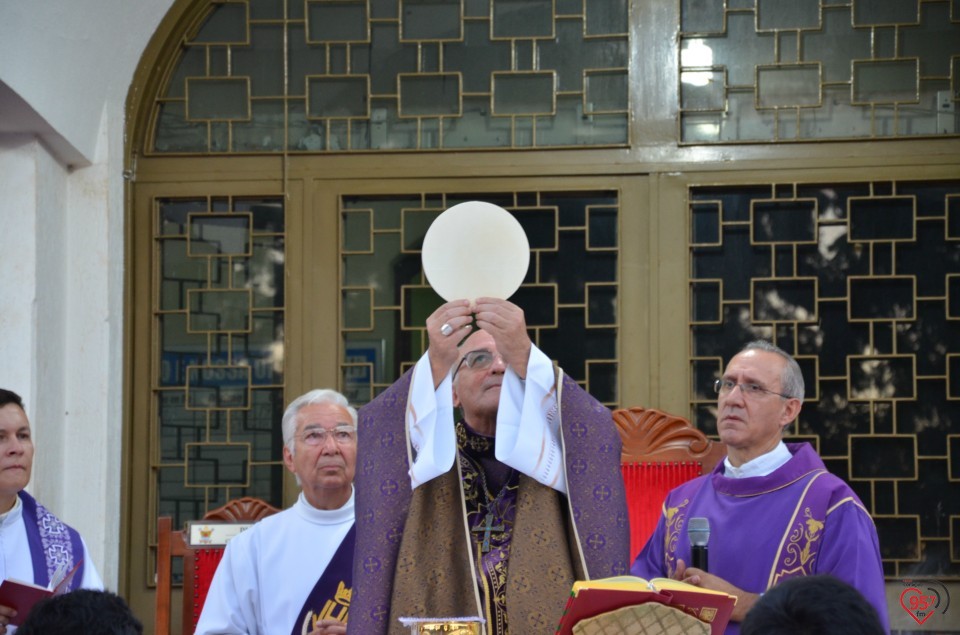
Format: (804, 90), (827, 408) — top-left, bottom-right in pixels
(555, 576), (736, 635)
(0, 560), (83, 626)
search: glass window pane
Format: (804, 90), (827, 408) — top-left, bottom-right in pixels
(153, 196), (287, 526)
(680, 1), (960, 142)
(689, 179), (960, 577)
(340, 191), (620, 405)
(153, 0), (629, 152)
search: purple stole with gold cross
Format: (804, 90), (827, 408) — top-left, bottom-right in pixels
(291, 524), (355, 635)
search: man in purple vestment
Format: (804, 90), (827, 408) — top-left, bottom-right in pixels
(350, 298), (630, 635)
(631, 341), (889, 634)
(0, 389), (103, 635)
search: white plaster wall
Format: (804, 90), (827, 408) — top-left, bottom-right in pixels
(31, 139), (69, 509)
(0, 0), (177, 589)
(0, 2), (175, 165)
(0, 137), (39, 406)
(59, 100), (128, 586)
(0, 136), (69, 532)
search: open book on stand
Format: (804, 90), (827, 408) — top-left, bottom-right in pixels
(0, 559), (83, 626)
(555, 575), (736, 635)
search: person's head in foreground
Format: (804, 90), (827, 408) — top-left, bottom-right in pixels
(740, 574), (885, 635)
(18, 589), (143, 635)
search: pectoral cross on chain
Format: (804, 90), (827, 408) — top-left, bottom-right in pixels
(471, 512), (504, 553)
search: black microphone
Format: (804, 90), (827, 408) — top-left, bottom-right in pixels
(688, 517), (710, 571)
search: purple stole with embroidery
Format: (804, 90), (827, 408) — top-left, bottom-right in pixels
(18, 490), (85, 590)
(291, 524), (355, 635)
(457, 421), (520, 634)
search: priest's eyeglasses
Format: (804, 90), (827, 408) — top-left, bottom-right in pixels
(713, 379), (793, 400)
(453, 349), (504, 380)
(298, 425), (357, 446)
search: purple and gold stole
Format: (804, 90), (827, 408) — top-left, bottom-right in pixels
(457, 422), (520, 635)
(769, 470), (833, 585)
(19, 490), (85, 590)
(291, 524), (355, 635)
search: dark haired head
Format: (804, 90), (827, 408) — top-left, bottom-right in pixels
(17, 589), (143, 635)
(0, 389), (24, 412)
(741, 575), (884, 635)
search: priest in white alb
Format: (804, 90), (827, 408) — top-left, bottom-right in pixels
(196, 389), (357, 635)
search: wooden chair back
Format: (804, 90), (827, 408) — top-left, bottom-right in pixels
(614, 407), (727, 561)
(155, 496), (280, 635)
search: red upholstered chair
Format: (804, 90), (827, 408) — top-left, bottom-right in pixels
(614, 407), (727, 562)
(155, 497), (280, 635)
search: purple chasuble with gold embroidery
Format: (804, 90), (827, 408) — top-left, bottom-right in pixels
(631, 443), (889, 634)
(349, 369), (630, 635)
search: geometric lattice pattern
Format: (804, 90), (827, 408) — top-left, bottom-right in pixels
(689, 179), (960, 579)
(151, 0), (629, 153)
(680, 0), (960, 142)
(154, 196), (286, 529)
(340, 190), (619, 405)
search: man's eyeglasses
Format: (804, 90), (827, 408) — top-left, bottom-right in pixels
(452, 349), (503, 380)
(713, 379), (794, 400)
(297, 425), (357, 446)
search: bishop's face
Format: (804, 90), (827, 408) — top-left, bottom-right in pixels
(0, 403), (34, 512)
(452, 330), (507, 430)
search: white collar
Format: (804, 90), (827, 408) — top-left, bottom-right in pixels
(295, 488), (355, 525)
(0, 494), (22, 528)
(723, 441), (791, 479)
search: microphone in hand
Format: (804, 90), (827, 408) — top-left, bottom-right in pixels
(687, 517), (710, 572)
